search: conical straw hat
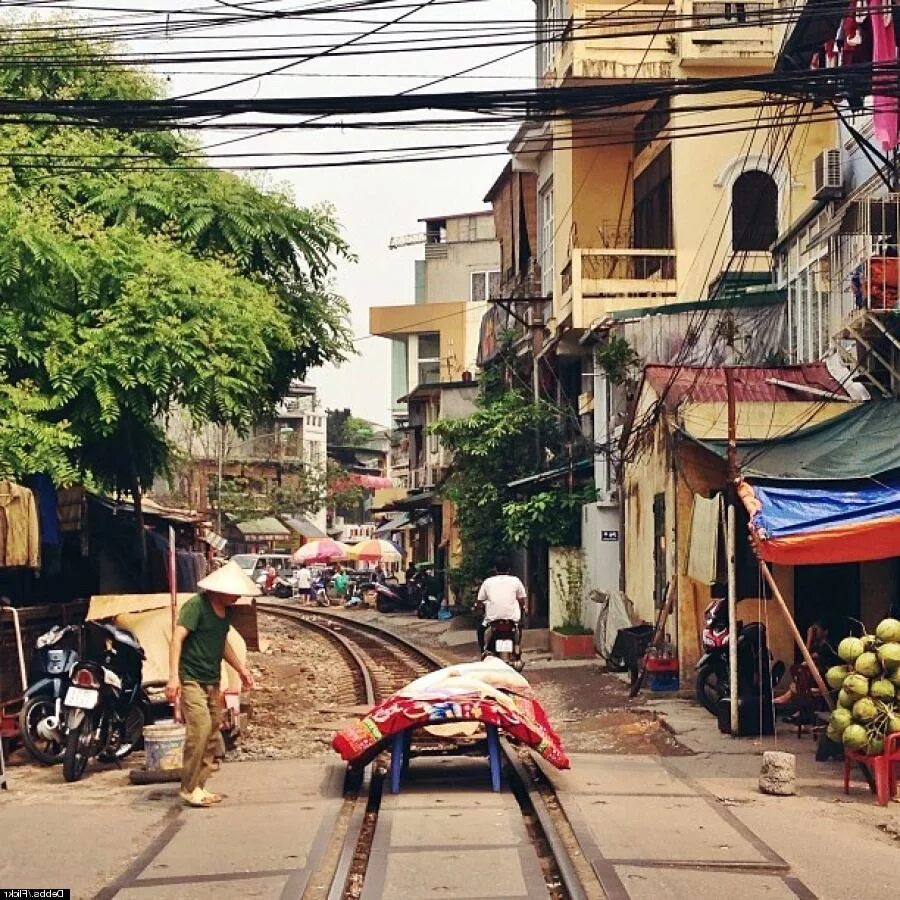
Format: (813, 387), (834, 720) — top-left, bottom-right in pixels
(197, 560), (261, 597)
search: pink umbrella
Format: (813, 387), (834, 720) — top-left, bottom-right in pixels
(292, 539), (350, 564)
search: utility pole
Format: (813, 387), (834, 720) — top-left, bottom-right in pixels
(530, 300), (543, 468)
(725, 367), (739, 737)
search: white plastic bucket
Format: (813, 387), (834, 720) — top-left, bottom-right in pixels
(143, 720), (186, 772)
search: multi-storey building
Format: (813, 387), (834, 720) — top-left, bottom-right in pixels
(478, 0), (838, 632)
(370, 210), (499, 582)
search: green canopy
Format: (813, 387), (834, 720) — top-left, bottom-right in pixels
(691, 400), (900, 481)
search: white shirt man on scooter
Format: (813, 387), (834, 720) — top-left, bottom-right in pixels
(476, 559), (526, 653)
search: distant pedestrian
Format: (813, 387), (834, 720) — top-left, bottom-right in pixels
(295, 563), (312, 603)
(373, 563), (386, 585)
(405, 562), (417, 585)
(167, 561), (260, 808)
(333, 563), (350, 600)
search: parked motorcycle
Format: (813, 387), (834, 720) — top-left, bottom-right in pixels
(19, 624), (81, 764)
(482, 618), (524, 672)
(61, 620), (150, 782)
(256, 569), (295, 599)
(695, 598), (784, 715)
(311, 574), (331, 607)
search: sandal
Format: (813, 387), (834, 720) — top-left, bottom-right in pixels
(201, 789), (226, 804)
(181, 787), (215, 808)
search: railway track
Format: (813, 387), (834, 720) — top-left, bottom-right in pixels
(257, 603), (591, 900)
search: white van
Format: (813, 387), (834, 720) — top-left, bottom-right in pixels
(231, 553), (293, 578)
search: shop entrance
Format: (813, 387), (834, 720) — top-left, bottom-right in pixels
(794, 563), (860, 652)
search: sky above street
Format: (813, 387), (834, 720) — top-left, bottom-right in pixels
(55, 0), (536, 426)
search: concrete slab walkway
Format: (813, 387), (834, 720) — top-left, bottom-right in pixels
(361, 756), (547, 900)
(0, 758), (346, 900)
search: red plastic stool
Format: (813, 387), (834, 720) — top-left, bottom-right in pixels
(843, 732), (900, 805)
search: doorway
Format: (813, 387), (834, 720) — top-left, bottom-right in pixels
(794, 563), (861, 654)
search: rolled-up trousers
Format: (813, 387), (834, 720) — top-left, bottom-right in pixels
(180, 681), (221, 793)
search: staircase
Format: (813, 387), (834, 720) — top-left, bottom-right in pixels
(834, 309), (900, 397)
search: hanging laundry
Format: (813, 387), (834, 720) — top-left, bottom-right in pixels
(28, 473), (60, 546)
(0, 480), (41, 568)
(870, 0), (899, 149)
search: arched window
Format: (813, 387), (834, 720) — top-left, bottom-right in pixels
(732, 170), (778, 251)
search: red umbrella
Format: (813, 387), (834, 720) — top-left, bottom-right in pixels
(292, 539), (350, 564)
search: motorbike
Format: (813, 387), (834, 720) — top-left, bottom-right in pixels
(695, 598), (784, 715)
(61, 620), (151, 782)
(482, 618), (524, 672)
(311, 574), (331, 607)
(19, 624), (81, 764)
(256, 569), (295, 599)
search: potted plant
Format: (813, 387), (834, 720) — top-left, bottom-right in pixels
(550, 550), (595, 659)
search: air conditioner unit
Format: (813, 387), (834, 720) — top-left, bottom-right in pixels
(813, 149), (843, 200)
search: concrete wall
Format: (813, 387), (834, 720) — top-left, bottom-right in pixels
(623, 392), (675, 630)
(581, 501), (622, 632)
(572, 128), (633, 249)
(548, 545), (583, 630)
(369, 301), (468, 383)
(423, 236), (500, 304)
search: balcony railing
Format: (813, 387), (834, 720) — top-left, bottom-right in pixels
(681, 0), (775, 65)
(582, 248), (676, 281)
(560, 247), (678, 329)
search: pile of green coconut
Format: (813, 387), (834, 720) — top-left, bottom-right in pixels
(826, 618), (900, 754)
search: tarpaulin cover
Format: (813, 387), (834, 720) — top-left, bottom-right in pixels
(696, 400), (900, 481)
(332, 658), (569, 770)
(739, 476), (900, 565)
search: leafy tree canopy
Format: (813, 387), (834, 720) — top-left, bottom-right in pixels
(327, 408), (376, 447)
(0, 24), (354, 493)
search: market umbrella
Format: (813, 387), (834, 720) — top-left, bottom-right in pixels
(348, 539), (403, 563)
(292, 539), (350, 564)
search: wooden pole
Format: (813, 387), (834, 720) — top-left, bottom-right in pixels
(759, 560), (834, 710)
(727, 503), (739, 735)
(724, 367), (739, 736)
(168, 526), (178, 636)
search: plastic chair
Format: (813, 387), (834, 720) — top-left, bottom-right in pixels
(389, 724), (502, 794)
(843, 731), (900, 806)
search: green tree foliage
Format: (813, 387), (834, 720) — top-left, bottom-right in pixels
(325, 458), (366, 513)
(0, 26), (353, 557)
(217, 473), (327, 523)
(430, 369), (561, 599)
(503, 487), (595, 547)
(327, 409), (376, 447)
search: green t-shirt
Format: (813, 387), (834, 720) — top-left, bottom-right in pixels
(177, 594), (233, 685)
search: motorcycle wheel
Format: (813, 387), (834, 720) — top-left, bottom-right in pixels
(99, 705), (146, 762)
(63, 713), (94, 782)
(695, 664), (727, 715)
(19, 696), (66, 765)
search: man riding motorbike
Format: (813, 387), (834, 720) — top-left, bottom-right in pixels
(475, 559), (526, 654)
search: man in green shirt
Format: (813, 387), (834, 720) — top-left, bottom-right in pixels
(166, 560), (260, 808)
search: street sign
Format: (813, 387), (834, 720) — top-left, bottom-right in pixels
(601, 530), (619, 541)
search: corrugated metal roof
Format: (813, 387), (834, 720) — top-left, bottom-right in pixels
(644, 364), (850, 408)
(234, 517), (290, 536)
(282, 517), (327, 539)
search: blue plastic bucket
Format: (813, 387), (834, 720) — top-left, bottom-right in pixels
(143, 720), (186, 772)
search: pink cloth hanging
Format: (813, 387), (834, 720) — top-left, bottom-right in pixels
(870, 0), (899, 150)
